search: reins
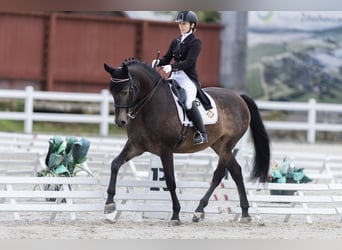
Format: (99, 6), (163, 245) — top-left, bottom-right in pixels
(128, 77), (163, 119)
(111, 74), (164, 119)
(110, 62), (190, 148)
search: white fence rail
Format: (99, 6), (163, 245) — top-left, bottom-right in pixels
(0, 86), (114, 136)
(1, 86), (342, 142)
(257, 99), (342, 143)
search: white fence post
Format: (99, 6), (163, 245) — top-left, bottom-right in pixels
(308, 98), (317, 143)
(24, 86), (34, 134)
(100, 89), (110, 136)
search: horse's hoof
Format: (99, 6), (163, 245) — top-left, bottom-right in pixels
(239, 216), (252, 223)
(104, 202), (116, 214)
(168, 219), (181, 226)
(192, 212), (205, 222)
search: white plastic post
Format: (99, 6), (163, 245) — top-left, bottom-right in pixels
(144, 154), (169, 220)
(307, 98), (316, 143)
(24, 86), (34, 134)
(100, 89), (110, 136)
(150, 154), (167, 191)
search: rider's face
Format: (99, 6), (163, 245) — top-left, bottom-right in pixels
(178, 21), (191, 34)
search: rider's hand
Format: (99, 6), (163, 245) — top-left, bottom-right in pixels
(152, 59), (160, 68)
(162, 65), (172, 74)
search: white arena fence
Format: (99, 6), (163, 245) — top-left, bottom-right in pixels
(1, 176), (342, 224)
(1, 86), (342, 142)
(0, 132), (342, 223)
(0, 86), (113, 137)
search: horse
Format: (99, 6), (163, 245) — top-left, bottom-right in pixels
(103, 58), (270, 225)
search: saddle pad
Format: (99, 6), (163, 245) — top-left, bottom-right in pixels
(169, 85), (218, 126)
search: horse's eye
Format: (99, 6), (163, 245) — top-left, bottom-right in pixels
(121, 90), (128, 95)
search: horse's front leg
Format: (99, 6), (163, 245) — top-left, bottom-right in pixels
(104, 141), (142, 214)
(160, 151), (181, 226)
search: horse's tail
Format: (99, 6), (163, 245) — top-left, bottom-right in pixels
(240, 94), (270, 183)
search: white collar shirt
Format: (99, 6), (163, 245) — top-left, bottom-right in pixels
(181, 31), (192, 42)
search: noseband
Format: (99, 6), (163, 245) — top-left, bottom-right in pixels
(111, 74), (163, 119)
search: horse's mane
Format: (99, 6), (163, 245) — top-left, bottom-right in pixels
(122, 58), (161, 81)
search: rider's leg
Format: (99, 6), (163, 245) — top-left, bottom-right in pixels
(170, 71), (208, 145)
(186, 101), (208, 145)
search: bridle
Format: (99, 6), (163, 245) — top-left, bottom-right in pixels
(110, 74), (135, 115)
(111, 73), (163, 119)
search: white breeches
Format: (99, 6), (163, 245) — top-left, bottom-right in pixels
(170, 70), (197, 109)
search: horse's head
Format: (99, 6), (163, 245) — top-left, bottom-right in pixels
(105, 59), (163, 128)
(104, 63), (136, 127)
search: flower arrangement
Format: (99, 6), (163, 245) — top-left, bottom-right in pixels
(37, 136), (92, 177)
(268, 157), (312, 184)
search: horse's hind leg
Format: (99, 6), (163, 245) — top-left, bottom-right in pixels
(227, 156), (251, 223)
(192, 156), (226, 222)
(193, 149), (251, 223)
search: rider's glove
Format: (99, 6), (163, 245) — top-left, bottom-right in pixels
(162, 65), (172, 74)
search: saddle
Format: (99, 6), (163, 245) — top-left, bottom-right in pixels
(169, 79), (187, 114)
(167, 79), (218, 126)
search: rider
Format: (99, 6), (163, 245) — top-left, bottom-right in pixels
(152, 11), (208, 145)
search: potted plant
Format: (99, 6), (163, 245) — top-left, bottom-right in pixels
(36, 136), (92, 201)
(268, 157), (312, 195)
(37, 136), (92, 178)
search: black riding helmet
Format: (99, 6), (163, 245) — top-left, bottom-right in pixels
(175, 11), (198, 31)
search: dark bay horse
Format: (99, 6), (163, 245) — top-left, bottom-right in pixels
(104, 58), (270, 225)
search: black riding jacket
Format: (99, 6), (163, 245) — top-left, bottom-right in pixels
(158, 33), (201, 86)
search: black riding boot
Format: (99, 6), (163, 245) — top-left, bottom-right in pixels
(186, 102), (208, 145)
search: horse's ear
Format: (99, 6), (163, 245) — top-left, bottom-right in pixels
(104, 63), (114, 74)
(122, 63), (129, 76)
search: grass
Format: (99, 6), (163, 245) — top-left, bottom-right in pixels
(0, 99), (25, 112)
(0, 120), (126, 136)
(0, 120), (24, 132)
(0, 99), (126, 136)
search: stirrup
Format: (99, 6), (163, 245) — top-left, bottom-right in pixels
(193, 132), (208, 145)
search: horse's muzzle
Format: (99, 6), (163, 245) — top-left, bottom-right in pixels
(115, 110), (128, 127)
(115, 115), (128, 127)
(116, 119), (127, 127)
